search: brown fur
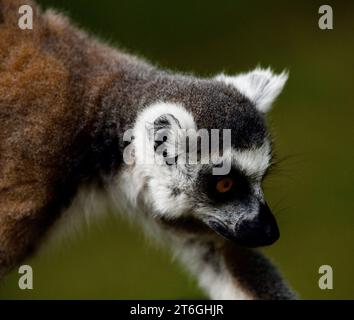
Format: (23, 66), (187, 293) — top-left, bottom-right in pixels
(0, 0), (130, 274)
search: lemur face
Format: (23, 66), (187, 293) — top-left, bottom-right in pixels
(126, 68), (288, 248)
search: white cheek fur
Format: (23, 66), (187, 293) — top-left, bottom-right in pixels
(123, 102), (198, 218)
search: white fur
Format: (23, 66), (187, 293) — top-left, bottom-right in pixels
(172, 238), (253, 300)
(232, 140), (272, 177)
(208, 139), (271, 179)
(133, 101), (196, 166)
(129, 102), (197, 219)
(42, 185), (110, 251)
(216, 68), (288, 112)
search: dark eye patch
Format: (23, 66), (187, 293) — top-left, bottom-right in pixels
(197, 166), (251, 204)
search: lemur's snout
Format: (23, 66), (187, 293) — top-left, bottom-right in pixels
(235, 202), (280, 248)
(208, 203), (280, 248)
(206, 202), (280, 248)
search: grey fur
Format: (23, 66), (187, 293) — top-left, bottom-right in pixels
(101, 62), (267, 157)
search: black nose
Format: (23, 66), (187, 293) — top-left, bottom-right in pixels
(235, 202), (280, 248)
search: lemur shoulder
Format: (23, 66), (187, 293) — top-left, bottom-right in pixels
(0, 0), (296, 299)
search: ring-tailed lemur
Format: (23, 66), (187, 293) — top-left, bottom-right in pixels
(0, 0), (296, 299)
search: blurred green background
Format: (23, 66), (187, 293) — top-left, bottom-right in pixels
(0, 0), (353, 299)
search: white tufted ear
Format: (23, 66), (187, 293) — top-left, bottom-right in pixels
(132, 102), (196, 166)
(216, 68), (288, 113)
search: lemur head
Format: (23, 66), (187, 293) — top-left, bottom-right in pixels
(123, 68), (288, 248)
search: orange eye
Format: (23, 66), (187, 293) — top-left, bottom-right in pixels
(216, 177), (234, 193)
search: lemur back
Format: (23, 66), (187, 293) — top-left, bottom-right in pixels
(0, 0), (295, 299)
(0, 0), (124, 273)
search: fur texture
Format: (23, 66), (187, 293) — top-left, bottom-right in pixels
(216, 68), (288, 113)
(0, 0), (295, 299)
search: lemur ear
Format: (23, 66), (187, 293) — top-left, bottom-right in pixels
(152, 113), (180, 156)
(133, 102), (196, 166)
(216, 68), (288, 113)
(150, 112), (190, 166)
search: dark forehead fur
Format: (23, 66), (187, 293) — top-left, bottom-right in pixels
(105, 65), (268, 151)
(159, 76), (268, 150)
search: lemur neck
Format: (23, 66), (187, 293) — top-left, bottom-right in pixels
(91, 57), (192, 170)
